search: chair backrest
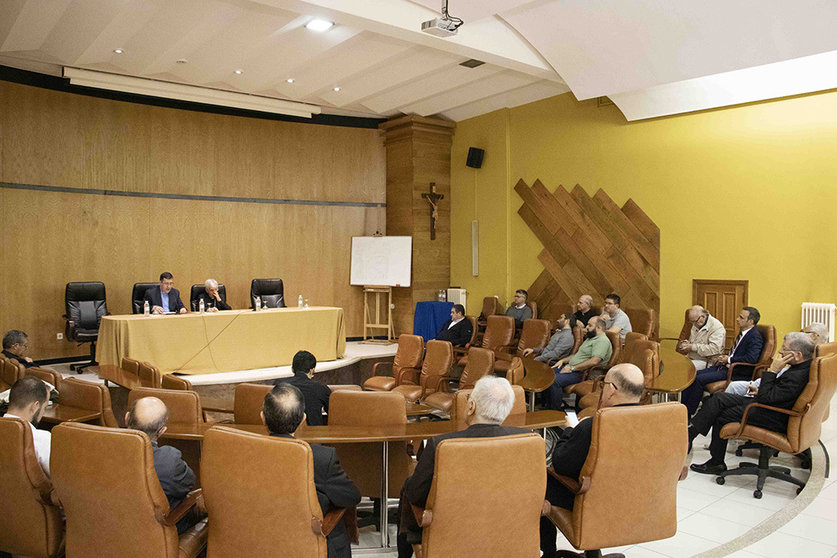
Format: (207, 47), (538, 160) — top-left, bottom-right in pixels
(0, 416), (63, 558)
(816, 342), (837, 358)
(479, 296), (501, 319)
(603, 331), (622, 369)
(418, 340), (454, 396)
(754, 324), (777, 368)
(452, 385), (526, 422)
(161, 374), (193, 391)
(393, 334), (425, 385)
(190, 283), (228, 311)
(328, 391), (409, 498)
(459, 347), (495, 390)
(60, 377), (119, 427)
(527, 301), (538, 320)
(201, 426), (326, 558)
(787, 354), (837, 451)
(65, 281), (108, 331)
(138, 361), (162, 388)
(516, 319), (551, 356)
(250, 278), (286, 309)
(465, 315), (478, 346)
(122, 357), (140, 376)
(233, 383), (273, 425)
(623, 340), (661, 389)
(624, 308), (655, 339)
(571, 403), (687, 549)
(51, 423), (180, 558)
(421, 434), (545, 557)
(1, 357), (25, 390)
(570, 324), (584, 355)
(132, 282), (159, 314)
(481, 315), (515, 352)
(128, 387), (204, 429)
(677, 308), (691, 341)
(26, 367), (62, 390)
(506, 356), (525, 385)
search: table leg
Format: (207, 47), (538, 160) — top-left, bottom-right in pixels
(380, 441), (389, 548)
(528, 391), (535, 412)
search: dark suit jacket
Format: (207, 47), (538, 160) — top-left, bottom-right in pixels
(747, 360), (811, 432)
(434, 318), (473, 347)
(151, 442), (197, 534)
(274, 374), (332, 426)
(143, 286), (187, 313)
(272, 434), (361, 558)
(729, 327), (764, 365)
(195, 293), (231, 311)
(1, 349), (34, 368)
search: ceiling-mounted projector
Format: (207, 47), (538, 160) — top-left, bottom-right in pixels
(421, 1), (463, 37)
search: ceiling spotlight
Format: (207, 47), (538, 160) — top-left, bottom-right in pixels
(234, 69), (243, 75)
(333, 87), (341, 92)
(287, 78), (295, 84)
(305, 19), (334, 32)
(113, 48), (124, 54)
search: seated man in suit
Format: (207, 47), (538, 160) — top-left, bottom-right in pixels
(2, 376), (52, 475)
(543, 316), (612, 411)
(274, 350), (332, 426)
(262, 383), (361, 558)
(689, 332), (814, 474)
(574, 295), (596, 326)
(524, 312), (576, 363)
(397, 376), (528, 556)
(505, 289), (533, 328)
(195, 278), (231, 312)
(677, 305), (726, 371)
(601, 293), (632, 340)
(540, 364), (645, 558)
(144, 271), (188, 314)
(434, 304), (472, 347)
(125, 396), (204, 533)
(2, 329), (36, 368)
(680, 306), (764, 416)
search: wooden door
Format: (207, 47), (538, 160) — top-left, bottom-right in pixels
(693, 280), (748, 349)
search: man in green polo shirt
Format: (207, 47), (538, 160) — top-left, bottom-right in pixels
(543, 315), (613, 410)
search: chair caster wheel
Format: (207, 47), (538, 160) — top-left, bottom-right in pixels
(753, 490), (762, 499)
(735, 448), (743, 457)
(797, 487), (804, 495)
(801, 460), (811, 470)
(716, 477), (725, 485)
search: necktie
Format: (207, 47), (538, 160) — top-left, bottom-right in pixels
(730, 332), (743, 357)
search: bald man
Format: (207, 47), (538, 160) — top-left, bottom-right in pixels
(126, 397), (201, 533)
(540, 364), (646, 557)
(677, 305), (726, 371)
(574, 295), (596, 326)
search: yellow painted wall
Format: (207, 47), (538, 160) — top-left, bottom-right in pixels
(451, 90), (837, 338)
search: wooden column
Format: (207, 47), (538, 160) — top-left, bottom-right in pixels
(380, 115), (455, 337)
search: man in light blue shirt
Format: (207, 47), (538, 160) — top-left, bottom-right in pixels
(143, 272), (187, 314)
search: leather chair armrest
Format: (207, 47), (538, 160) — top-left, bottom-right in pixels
(496, 345), (518, 356)
(201, 404), (234, 414)
(733, 401), (804, 439)
(317, 507), (352, 538)
(727, 362), (756, 382)
(547, 467), (591, 495)
(372, 361), (393, 376)
(453, 345), (470, 357)
(424, 375), (450, 393)
(163, 489), (202, 527)
(411, 504), (432, 527)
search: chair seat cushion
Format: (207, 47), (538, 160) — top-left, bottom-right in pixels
(392, 385), (423, 402)
(719, 423), (794, 454)
(423, 392), (454, 413)
(578, 391), (600, 409)
(178, 517), (209, 558)
(363, 376), (396, 391)
(705, 381), (728, 394)
(567, 381), (594, 397)
(494, 360), (511, 373)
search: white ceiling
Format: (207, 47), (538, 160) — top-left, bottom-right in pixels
(1, 0), (835, 122)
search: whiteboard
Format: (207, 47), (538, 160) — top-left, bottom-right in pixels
(350, 236), (412, 287)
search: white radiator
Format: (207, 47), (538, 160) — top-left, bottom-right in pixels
(801, 302), (836, 342)
(447, 288), (467, 308)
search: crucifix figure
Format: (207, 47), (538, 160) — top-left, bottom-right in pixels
(421, 182), (444, 240)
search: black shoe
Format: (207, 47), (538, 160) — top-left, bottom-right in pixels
(690, 460), (727, 475)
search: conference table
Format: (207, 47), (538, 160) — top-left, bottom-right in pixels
(96, 307), (346, 375)
(40, 404), (102, 425)
(163, 410), (566, 548)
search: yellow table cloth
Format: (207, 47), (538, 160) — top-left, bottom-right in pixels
(96, 307), (346, 375)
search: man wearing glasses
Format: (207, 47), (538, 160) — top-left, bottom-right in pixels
(677, 305), (726, 371)
(2, 329), (36, 368)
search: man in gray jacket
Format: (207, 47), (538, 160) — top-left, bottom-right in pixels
(524, 312), (575, 363)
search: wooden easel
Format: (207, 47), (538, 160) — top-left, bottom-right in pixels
(362, 285), (395, 344)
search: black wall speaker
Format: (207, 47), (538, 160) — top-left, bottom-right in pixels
(466, 147), (484, 169)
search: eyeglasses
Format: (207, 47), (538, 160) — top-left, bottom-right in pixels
(604, 381), (619, 391)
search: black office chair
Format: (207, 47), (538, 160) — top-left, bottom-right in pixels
(250, 278), (286, 309)
(131, 282), (158, 314)
(64, 282), (109, 373)
(190, 283), (228, 311)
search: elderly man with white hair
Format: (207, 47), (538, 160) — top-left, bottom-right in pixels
(677, 305), (726, 371)
(397, 376), (526, 555)
(194, 278), (231, 312)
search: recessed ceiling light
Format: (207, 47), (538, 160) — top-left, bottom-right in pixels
(113, 48), (124, 54)
(286, 78), (295, 84)
(305, 19), (334, 32)
(234, 69), (243, 75)
(176, 58), (188, 64)
(333, 86), (341, 92)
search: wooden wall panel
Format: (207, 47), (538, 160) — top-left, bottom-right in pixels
(0, 81), (385, 359)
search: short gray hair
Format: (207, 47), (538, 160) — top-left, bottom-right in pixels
(470, 376), (515, 423)
(204, 278), (218, 289)
(803, 322), (829, 344)
(785, 331), (815, 361)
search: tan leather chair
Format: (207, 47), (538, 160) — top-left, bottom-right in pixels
(545, 403), (687, 554)
(495, 319), (551, 376)
(232, 383), (273, 424)
(26, 366), (63, 390)
(201, 425), (355, 558)
(329, 384), (363, 392)
(422, 347), (495, 414)
(816, 342), (837, 358)
(328, 391), (414, 498)
(451, 385), (527, 422)
(0, 416), (64, 558)
(527, 300), (538, 320)
(452, 316), (483, 359)
(393, 340), (454, 403)
(60, 377), (119, 427)
(659, 309), (691, 344)
(139, 361), (163, 388)
(412, 434), (545, 558)
(457, 315), (515, 367)
(624, 308), (656, 340)
(162, 374), (193, 390)
(364, 334), (424, 392)
(477, 296), (501, 325)
(128, 387), (207, 431)
(718, 353), (837, 497)
(122, 357), (141, 376)
(706, 324), (777, 394)
(0, 356), (25, 391)
(570, 323), (584, 356)
(51, 422), (207, 558)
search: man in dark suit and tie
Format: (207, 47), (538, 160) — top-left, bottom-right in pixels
(680, 306), (764, 416)
(262, 383), (361, 558)
(434, 303), (473, 347)
(143, 271), (188, 314)
(689, 332), (814, 474)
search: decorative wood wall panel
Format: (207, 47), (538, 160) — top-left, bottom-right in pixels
(516, 179), (660, 322)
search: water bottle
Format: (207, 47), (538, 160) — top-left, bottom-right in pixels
(255, 297), (262, 312)
(199, 298), (205, 313)
(298, 294), (304, 308)
(143, 300), (150, 316)
(304, 298), (309, 309)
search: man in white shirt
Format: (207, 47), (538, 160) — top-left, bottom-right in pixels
(677, 305), (726, 370)
(2, 376), (52, 475)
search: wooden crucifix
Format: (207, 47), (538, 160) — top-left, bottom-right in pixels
(421, 182), (444, 240)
